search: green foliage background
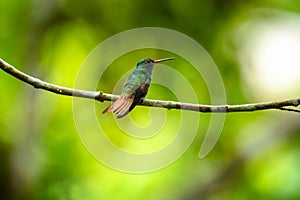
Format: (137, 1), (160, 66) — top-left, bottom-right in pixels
(1, 0), (300, 199)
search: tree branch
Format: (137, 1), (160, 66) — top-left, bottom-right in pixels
(1, 58), (300, 113)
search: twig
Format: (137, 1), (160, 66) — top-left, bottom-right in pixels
(1, 58), (300, 113)
(279, 107), (300, 113)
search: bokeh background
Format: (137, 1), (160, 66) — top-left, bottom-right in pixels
(1, 0), (300, 199)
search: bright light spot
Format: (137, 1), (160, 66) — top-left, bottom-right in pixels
(254, 27), (300, 93)
(239, 16), (300, 100)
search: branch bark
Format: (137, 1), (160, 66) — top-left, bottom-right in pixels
(1, 58), (300, 113)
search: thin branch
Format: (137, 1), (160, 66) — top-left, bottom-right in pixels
(1, 58), (300, 113)
(279, 107), (300, 113)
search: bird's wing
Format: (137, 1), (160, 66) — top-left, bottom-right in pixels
(128, 83), (149, 113)
(102, 83), (149, 118)
(102, 70), (149, 118)
(122, 73), (146, 97)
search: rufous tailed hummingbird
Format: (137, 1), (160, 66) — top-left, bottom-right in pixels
(102, 57), (174, 118)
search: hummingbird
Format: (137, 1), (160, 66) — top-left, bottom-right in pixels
(102, 57), (174, 118)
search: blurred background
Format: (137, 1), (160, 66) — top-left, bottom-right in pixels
(1, 0), (300, 199)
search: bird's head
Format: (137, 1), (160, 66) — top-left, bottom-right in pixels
(136, 57), (174, 69)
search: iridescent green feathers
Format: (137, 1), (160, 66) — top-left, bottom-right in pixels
(102, 57), (174, 118)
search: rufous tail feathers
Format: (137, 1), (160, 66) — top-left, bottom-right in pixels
(102, 95), (134, 118)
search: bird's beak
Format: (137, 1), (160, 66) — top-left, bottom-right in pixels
(154, 57), (174, 64)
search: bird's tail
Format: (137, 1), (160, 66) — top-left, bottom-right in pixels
(102, 95), (134, 118)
